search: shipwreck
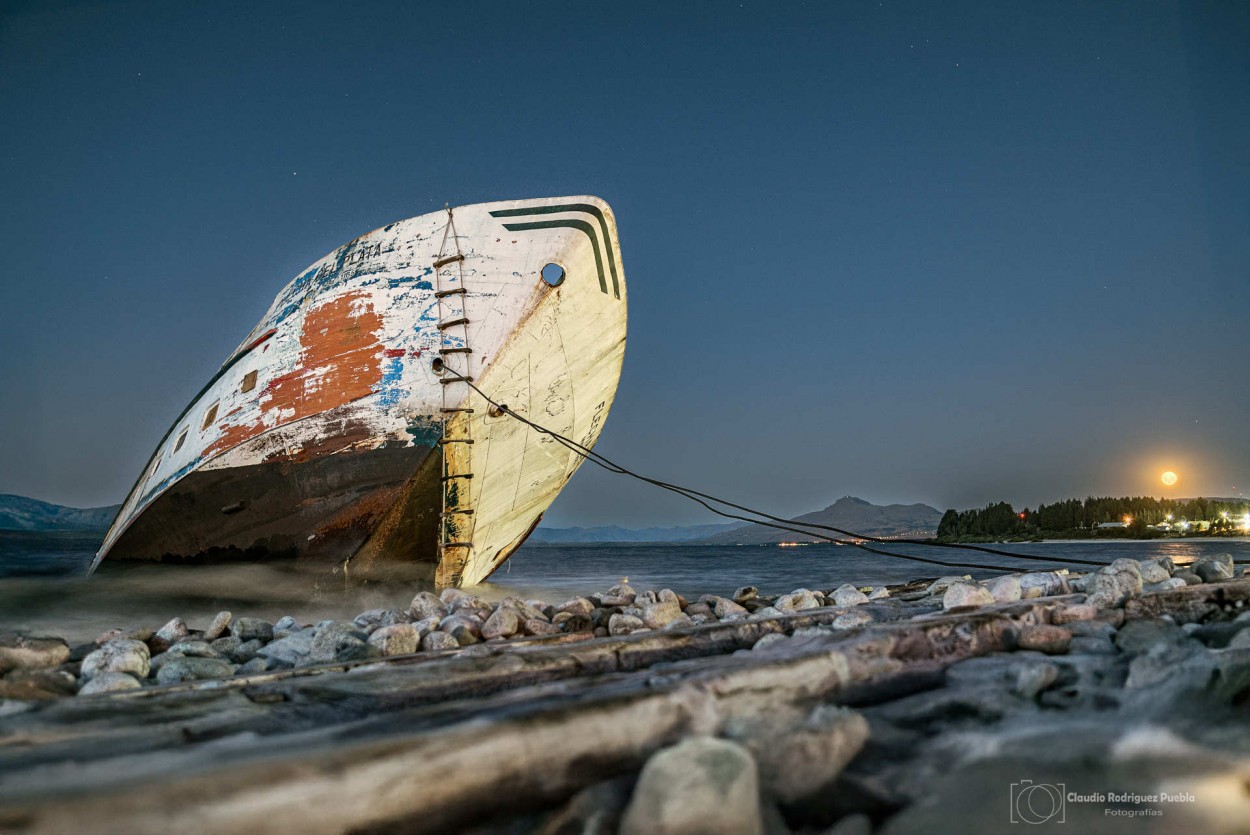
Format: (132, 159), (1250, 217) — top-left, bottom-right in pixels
(92, 196), (627, 587)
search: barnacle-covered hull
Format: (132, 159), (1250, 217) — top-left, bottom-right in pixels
(93, 196), (627, 587)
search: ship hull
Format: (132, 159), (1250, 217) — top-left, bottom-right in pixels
(94, 196), (627, 587)
(102, 443), (438, 571)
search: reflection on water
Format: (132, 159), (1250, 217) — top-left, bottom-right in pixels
(0, 560), (433, 645)
(0, 530), (441, 644)
(1, 530), (1246, 645)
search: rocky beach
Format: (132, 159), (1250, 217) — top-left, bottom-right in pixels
(2, 552), (1249, 833)
(5, 0), (1248, 832)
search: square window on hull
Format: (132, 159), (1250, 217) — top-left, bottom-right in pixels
(241, 370), (258, 393)
(202, 402), (219, 429)
(174, 429), (188, 453)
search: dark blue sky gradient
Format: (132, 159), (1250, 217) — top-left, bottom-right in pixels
(1, 1), (1247, 524)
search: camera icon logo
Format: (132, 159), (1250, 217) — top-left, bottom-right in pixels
(1010, 780), (1066, 824)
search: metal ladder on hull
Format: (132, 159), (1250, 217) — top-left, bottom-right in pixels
(432, 207), (476, 584)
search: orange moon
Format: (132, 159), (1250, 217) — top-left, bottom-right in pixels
(1161, 471), (1178, 486)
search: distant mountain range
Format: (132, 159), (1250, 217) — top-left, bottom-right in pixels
(531, 497), (942, 544)
(0, 494), (119, 532)
(5, 490), (1235, 543)
(528, 522), (745, 544)
(0, 492), (748, 542)
(0, 493), (934, 544)
(700, 496), (943, 545)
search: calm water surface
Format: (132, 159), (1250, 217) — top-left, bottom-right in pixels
(2, 532), (1246, 644)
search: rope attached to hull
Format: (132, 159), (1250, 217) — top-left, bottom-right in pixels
(459, 378), (1242, 574)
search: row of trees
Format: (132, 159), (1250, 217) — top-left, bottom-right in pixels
(938, 496), (1250, 540)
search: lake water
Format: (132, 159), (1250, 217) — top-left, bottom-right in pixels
(2, 532), (1247, 644)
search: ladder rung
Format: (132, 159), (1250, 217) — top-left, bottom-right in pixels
(439, 347), (472, 355)
(439, 407), (475, 413)
(437, 317), (469, 330)
(441, 509), (475, 516)
(432, 254), (465, 268)
(441, 542), (474, 548)
(438, 438), (475, 445)
(441, 473), (474, 481)
(434, 287), (466, 298)
(439, 375), (474, 385)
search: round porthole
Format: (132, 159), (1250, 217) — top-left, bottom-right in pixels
(540, 263), (565, 287)
(431, 357), (444, 374)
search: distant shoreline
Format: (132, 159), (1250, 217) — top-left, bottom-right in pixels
(978, 535), (1250, 545)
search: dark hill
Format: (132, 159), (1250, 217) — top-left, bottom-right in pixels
(0, 494), (119, 532)
(700, 496), (942, 545)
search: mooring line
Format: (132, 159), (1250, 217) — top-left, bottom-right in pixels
(455, 379), (1216, 574)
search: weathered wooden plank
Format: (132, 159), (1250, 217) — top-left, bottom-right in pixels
(0, 603), (1048, 834)
(1123, 578), (1250, 623)
(17, 584), (1206, 835)
(0, 598), (1060, 772)
(0, 604), (910, 763)
(6, 577), (1244, 832)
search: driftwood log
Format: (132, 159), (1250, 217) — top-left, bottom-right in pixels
(1, 583), (1245, 834)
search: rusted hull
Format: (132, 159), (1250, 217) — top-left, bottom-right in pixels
(94, 196), (628, 586)
(104, 442), (435, 565)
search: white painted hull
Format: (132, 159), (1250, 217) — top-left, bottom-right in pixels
(94, 196), (627, 587)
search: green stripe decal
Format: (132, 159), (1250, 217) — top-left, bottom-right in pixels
(500, 219), (608, 294)
(490, 203), (620, 299)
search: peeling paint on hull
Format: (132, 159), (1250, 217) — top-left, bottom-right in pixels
(93, 196), (628, 587)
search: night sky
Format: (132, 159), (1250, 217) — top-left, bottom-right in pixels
(2, 1), (1247, 525)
